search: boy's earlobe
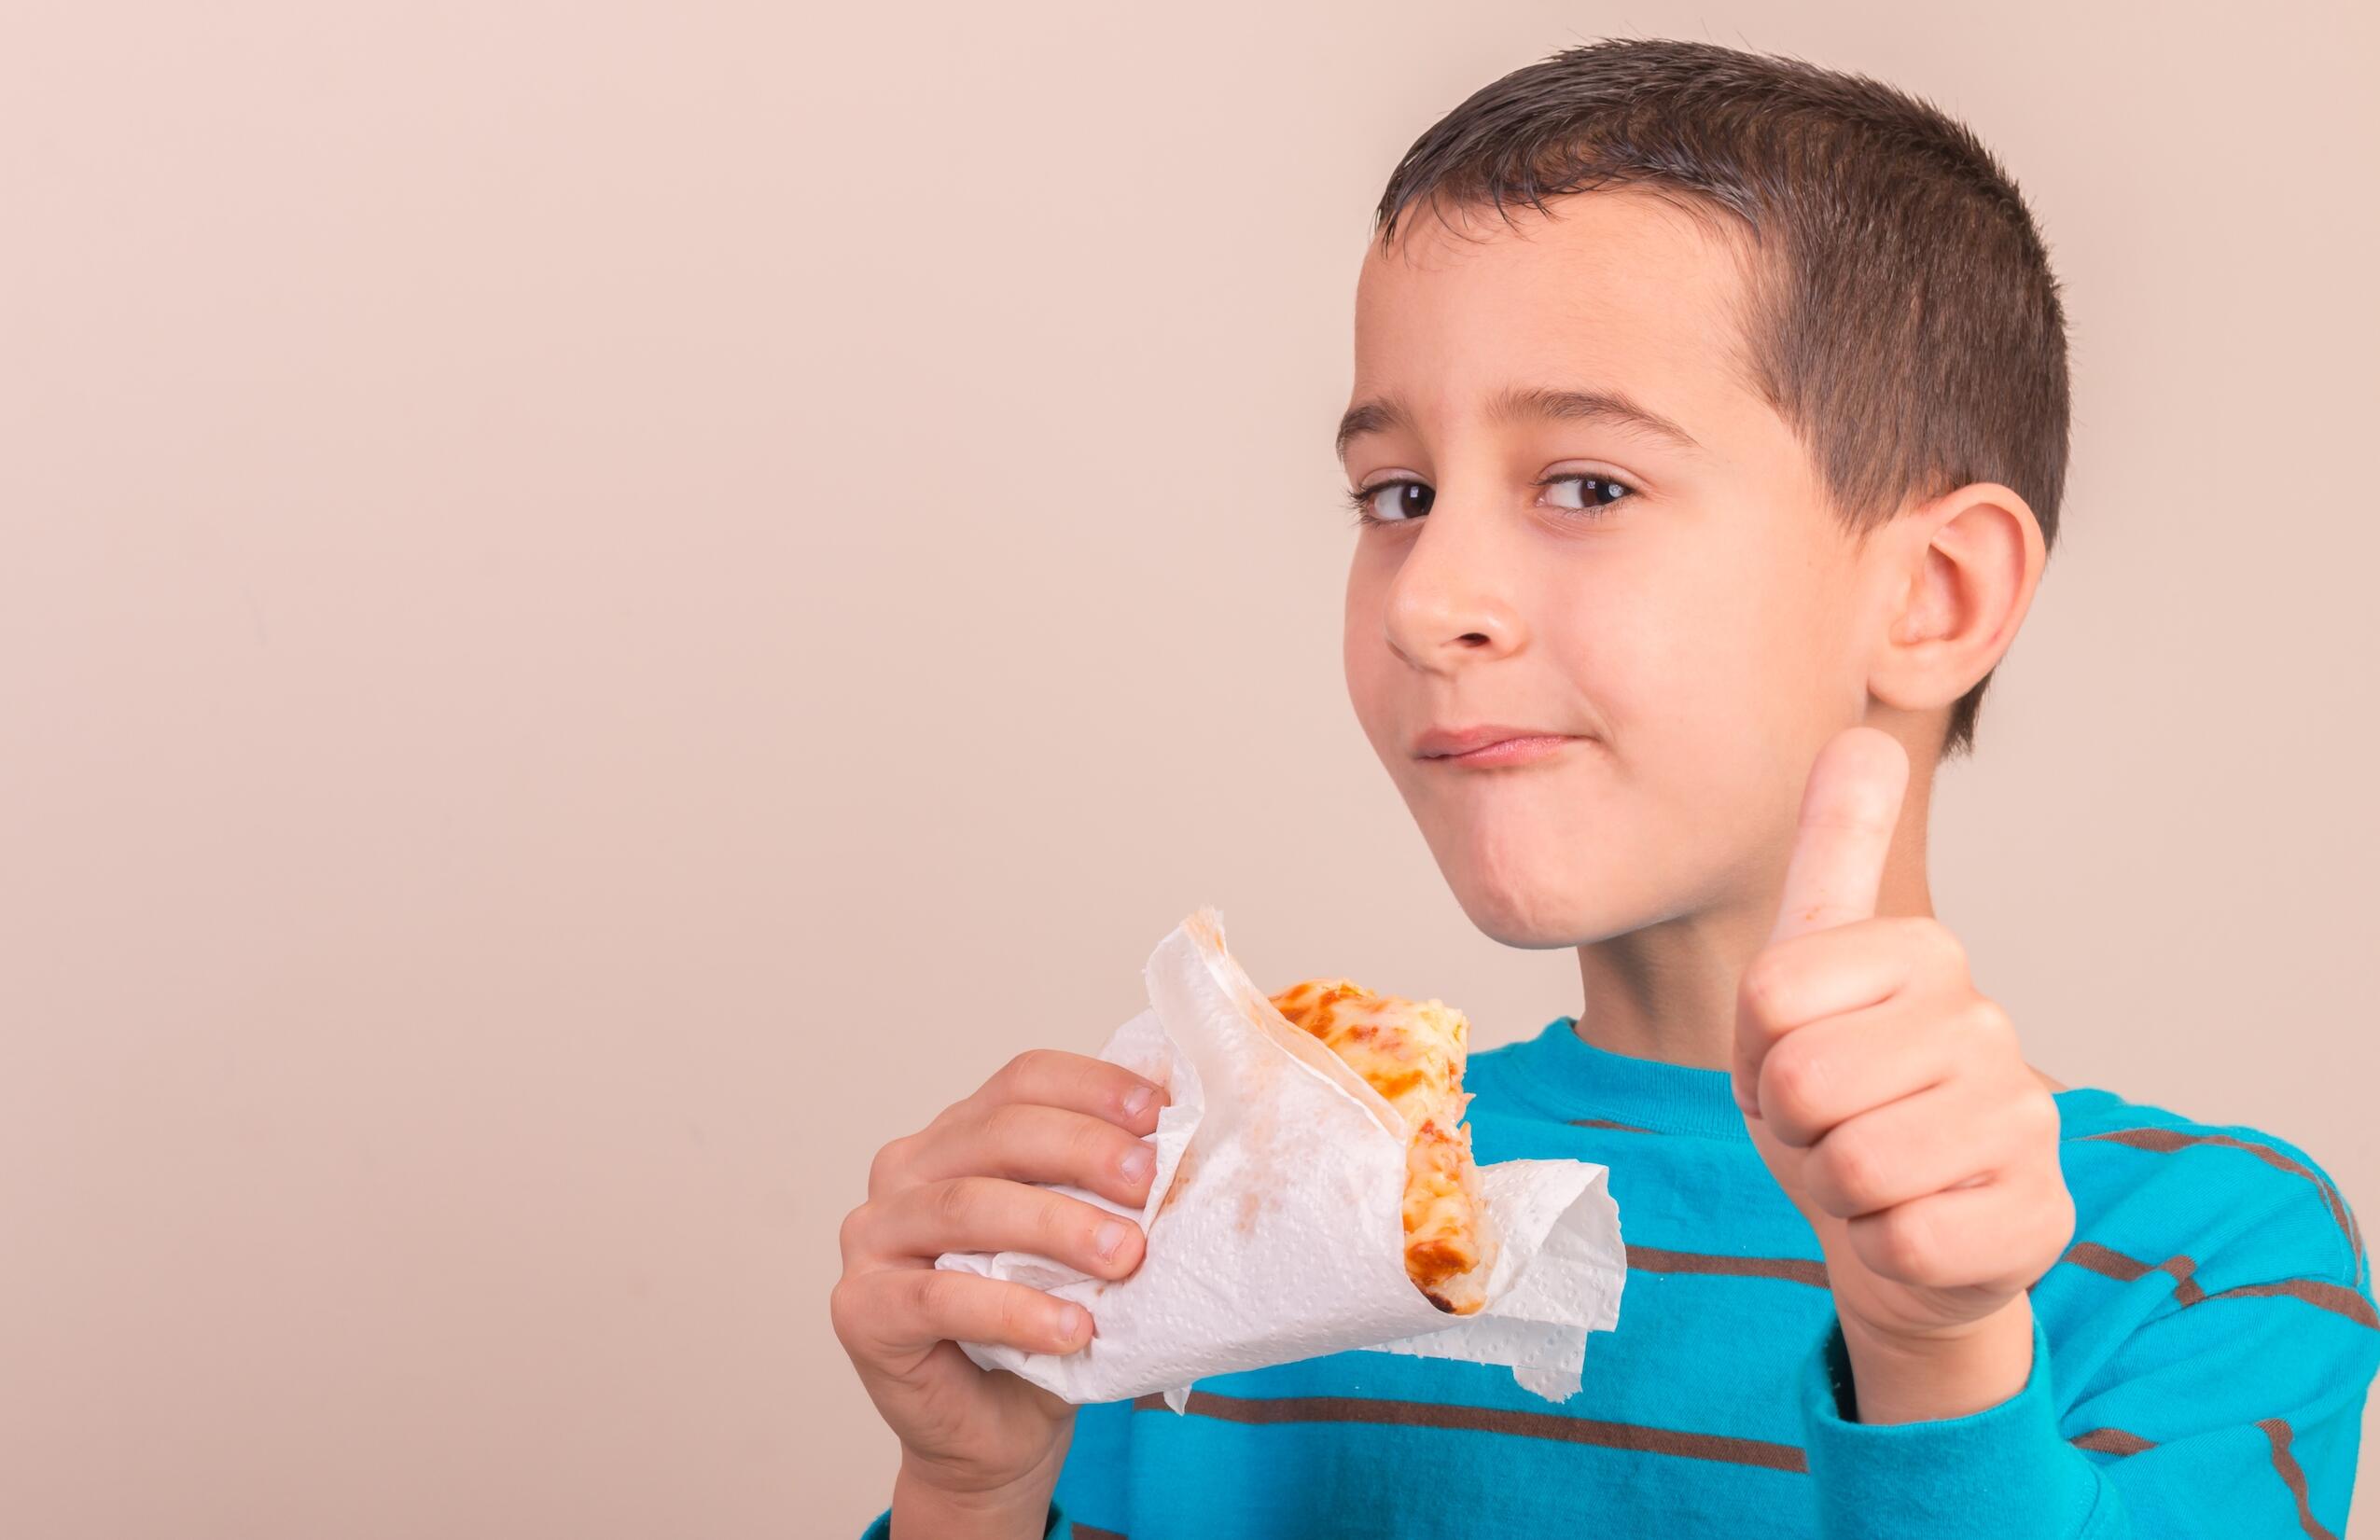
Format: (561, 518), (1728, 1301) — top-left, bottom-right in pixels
(1866, 483), (2045, 715)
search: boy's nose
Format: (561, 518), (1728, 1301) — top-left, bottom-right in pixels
(1380, 524), (1524, 671)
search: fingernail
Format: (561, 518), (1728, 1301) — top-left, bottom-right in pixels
(1120, 1145), (1154, 1184)
(1122, 1086), (1154, 1117)
(1057, 1304), (1091, 1342)
(1095, 1219), (1131, 1259)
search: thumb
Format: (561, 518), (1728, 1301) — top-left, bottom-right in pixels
(1767, 726), (1910, 946)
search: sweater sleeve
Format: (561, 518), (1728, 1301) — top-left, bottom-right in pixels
(1796, 1269), (2379, 1538)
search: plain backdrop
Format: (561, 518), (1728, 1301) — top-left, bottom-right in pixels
(2, 1), (2373, 1535)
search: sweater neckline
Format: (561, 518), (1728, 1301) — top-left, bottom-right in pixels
(1484, 1016), (1754, 1139)
(1486, 1016), (2119, 1142)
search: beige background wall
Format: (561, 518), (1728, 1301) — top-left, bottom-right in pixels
(2, 1), (2372, 1535)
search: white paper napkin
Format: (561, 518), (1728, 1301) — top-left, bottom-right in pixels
(936, 908), (1625, 1410)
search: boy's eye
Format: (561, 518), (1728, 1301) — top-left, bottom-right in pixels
(1350, 480), (1436, 523)
(1343, 473), (1635, 528)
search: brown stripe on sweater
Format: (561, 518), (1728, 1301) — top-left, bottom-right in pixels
(2078, 1128), (2357, 1247)
(1627, 1244), (1829, 1288)
(1073, 1526), (1127, 1540)
(2061, 1242), (2375, 1329)
(1568, 1117), (1659, 1134)
(2258, 1418), (2340, 1540)
(2059, 1242), (2203, 1301)
(2203, 1279), (2380, 1330)
(2061, 1241), (2153, 1283)
(2069, 1426), (2157, 1456)
(2160, 1255), (2206, 1305)
(1132, 1389), (1807, 1474)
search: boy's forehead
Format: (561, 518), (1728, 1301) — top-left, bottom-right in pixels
(1349, 190), (1759, 449)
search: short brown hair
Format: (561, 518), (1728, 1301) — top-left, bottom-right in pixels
(1371, 37), (2071, 760)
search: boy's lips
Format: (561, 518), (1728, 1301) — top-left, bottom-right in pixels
(1413, 725), (1589, 766)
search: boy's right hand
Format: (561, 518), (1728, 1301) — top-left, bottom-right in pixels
(831, 1048), (1166, 1523)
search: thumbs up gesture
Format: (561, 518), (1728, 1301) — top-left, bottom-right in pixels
(1735, 727), (2074, 1421)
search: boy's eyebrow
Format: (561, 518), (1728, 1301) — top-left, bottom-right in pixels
(1334, 384), (1708, 464)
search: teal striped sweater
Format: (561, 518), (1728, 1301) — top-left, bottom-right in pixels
(861, 1018), (2376, 1537)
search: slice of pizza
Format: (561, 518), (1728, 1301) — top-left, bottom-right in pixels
(1269, 977), (1493, 1314)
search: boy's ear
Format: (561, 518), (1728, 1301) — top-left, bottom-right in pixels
(1865, 481), (2048, 718)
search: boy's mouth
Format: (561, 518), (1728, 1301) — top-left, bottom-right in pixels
(1413, 725), (1589, 767)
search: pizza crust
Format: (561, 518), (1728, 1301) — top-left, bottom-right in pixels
(1268, 978), (1493, 1314)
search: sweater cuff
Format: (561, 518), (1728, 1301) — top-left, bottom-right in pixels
(858, 1499), (1069, 1538)
(1798, 1311), (2103, 1539)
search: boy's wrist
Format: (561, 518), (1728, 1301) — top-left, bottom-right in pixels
(1800, 1305), (2103, 1537)
(890, 1457), (1056, 1540)
(1835, 1293), (2035, 1424)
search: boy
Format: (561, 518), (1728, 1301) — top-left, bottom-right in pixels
(832, 37), (2377, 1538)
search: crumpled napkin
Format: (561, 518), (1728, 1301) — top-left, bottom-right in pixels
(936, 907), (1625, 1410)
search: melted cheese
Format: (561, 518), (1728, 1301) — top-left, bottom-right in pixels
(1269, 978), (1491, 1313)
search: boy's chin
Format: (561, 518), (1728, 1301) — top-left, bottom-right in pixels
(1441, 865), (1622, 950)
(1417, 806), (1635, 950)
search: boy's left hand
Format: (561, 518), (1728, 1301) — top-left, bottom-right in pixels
(1733, 726), (2075, 1416)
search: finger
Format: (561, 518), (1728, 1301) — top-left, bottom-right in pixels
(854, 1174), (1147, 1280)
(834, 1265), (1095, 1362)
(1768, 726), (1910, 946)
(1733, 918), (1940, 1115)
(1739, 917), (1964, 1035)
(974, 1048), (1171, 1137)
(903, 1102), (1159, 1210)
(871, 1050), (1172, 1200)
(1843, 1172), (2075, 1291)
(1754, 997), (1956, 1148)
(1798, 1080), (2022, 1219)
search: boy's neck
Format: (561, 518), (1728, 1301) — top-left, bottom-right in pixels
(1571, 892), (1918, 1073)
(1569, 766), (2067, 1092)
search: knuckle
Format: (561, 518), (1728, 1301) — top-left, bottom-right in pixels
(911, 1267), (963, 1329)
(828, 1272), (877, 1352)
(993, 1283), (1042, 1346)
(1761, 1040), (1824, 1122)
(1036, 1191), (1086, 1251)
(1065, 1113), (1111, 1168)
(1871, 1208), (1936, 1279)
(1956, 996), (2011, 1047)
(867, 1134), (916, 1196)
(981, 1100), (1029, 1152)
(1938, 1004), (2001, 1075)
(837, 1203), (870, 1264)
(995, 1048), (1043, 1091)
(1816, 1134), (1880, 1212)
(1739, 952), (1794, 1026)
(1913, 917), (1966, 972)
(931, 1175), (983, 1230)
(1939, 1018), (1989, 1074)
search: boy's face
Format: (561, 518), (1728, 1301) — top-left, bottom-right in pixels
(1341, 189), (1895, 949)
